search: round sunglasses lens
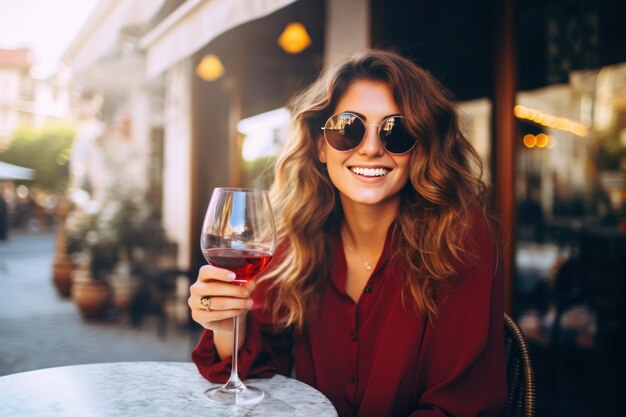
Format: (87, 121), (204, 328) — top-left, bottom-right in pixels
(325, 114), (365, 151)
(379, 117), (415, 154)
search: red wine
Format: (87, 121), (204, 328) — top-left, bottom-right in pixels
(202, 248), (272, 284)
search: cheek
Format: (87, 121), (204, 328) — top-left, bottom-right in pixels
(326, 155), (344, 179)
(393, 160), (413, 191)
(395, 155), (412, 177)
(325, 153), (350, 187)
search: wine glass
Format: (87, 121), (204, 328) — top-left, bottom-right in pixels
(200, 187), (276, 405)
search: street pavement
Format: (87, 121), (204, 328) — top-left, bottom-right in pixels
(0, 230), (196, 377)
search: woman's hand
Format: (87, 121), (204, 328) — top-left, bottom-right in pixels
(188, 265), (256, 333)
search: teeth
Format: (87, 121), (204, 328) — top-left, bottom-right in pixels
(350, 167), (389, 177)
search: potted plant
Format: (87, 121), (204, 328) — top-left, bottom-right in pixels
(104, 193), (162, 317)
(51, 197), (75, 297)
(65, 206), (117, 320)
(65, 189), (165, 320)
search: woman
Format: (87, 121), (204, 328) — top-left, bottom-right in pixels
(189, 49), (507, 416)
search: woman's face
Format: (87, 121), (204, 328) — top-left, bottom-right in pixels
(318, 79), (412, 209)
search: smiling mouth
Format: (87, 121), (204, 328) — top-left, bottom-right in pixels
(350, 167), (390, 177)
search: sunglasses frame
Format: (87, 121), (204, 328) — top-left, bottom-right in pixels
(321, 112), (416, 155)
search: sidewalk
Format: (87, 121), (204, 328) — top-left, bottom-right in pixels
(0, 230), (195, 377)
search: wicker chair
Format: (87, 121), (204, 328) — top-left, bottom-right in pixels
(503, 313), (536, 417)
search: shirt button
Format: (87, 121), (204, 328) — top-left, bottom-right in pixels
(349, 376), (356, 384)
(364, 287), (371, 293)
(351, 333), (357, 341)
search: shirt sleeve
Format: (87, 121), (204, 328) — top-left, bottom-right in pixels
(410, 213), (508, 416)
(191, 281), (294, 383)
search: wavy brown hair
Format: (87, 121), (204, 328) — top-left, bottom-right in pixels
(259, 49), (489, 329)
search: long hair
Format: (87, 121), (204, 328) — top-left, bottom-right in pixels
(259, 49), (488, 329)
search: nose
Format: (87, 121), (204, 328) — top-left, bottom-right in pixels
(357, 124), (384, 156)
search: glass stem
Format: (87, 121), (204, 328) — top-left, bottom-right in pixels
(225, 315), (244, 390)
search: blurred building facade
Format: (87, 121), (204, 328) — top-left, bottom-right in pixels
(0, 48), (72, 149)
(63, 1), (626, 415)
(0, 48), (33, 147)
(61, 0), (171, 207)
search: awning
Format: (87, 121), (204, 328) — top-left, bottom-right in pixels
(0, 161), (35, 181)
(62, 0), (166, 73)
(140, 0), (298, 79)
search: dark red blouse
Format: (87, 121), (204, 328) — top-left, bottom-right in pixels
(192, 214), (507, 416)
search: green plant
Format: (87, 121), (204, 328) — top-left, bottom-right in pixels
(66, 209), (118, 281)
(0, 122), (76, 192)
(65, 191), (165, 280)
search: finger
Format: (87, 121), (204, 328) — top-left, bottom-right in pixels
(208, 296), (253, 312)
(242, 279), (257, 294)
(204, 320), (231, 332)
(191, 308), (246, 328)
(189, 279), (250, 302)
(197, 265), (236, 283)
(189, 294), (253, 312)
(203, 314), (246, 332)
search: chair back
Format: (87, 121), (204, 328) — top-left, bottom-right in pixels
(503, 313), (536, 417)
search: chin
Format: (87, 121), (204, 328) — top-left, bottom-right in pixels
(343, 189), (400, 206)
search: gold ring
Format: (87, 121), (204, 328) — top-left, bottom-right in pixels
(200, 296), (212, 311)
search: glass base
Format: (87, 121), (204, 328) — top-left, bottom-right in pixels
(203, 384), (265, 405)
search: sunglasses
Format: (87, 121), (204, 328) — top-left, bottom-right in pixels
(321, 112), (416, 154)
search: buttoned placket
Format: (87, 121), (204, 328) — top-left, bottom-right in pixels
(333, 228), (389, 411)
(344, 276), (377, 408)
(344, 301), (358, 404)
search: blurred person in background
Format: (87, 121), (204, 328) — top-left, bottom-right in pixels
(552, 172), (585, 218)
(0, 185), (8, 241)
(518, 174), (546, 242)
(189, 50), (506, 416)
(13, 187), (36, 230)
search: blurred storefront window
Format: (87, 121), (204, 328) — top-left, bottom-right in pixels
(238, 107), (290, 189)
(514, 42), (626, 417)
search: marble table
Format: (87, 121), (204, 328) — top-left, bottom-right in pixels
(0, 361), (337, 417)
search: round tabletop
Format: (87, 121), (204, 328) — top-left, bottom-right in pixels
(0, 361), (337, 417)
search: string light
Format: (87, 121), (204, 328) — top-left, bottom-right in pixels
(535, 133), (549, 148)
(513, 105), (588, 137)
(523, 134), (537, 148)
(522, 133), (555, 149)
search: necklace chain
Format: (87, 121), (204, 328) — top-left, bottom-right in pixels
(341, 229), (373, 271)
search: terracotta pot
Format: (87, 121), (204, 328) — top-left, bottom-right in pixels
(72, 278), (112, 320)
(52, 256), (75, 298)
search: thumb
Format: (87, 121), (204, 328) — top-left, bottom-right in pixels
(243, 279), (257, 294)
